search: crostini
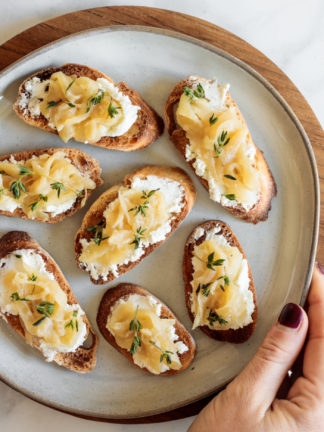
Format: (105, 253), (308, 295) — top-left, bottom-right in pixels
(0, 148), (102, 223)
(97, 283), (196, 375)
(14, 63), (164, 150)
(183, 221), (257, 343)
(0, 231), (98, 372)
(165, 76), (277, 223)
(75, 165), (196, 284)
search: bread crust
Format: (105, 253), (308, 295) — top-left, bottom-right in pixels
(183, 220), (257, 343)
(14, 63), (164, 151)
(74, 165), (196, 284)
(164, 76), (277, 223)
(97, 283), (196, 375)
(0, 147), (103, 223)
(0, 231), (98, 372)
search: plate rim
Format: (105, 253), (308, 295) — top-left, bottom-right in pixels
(0, 24), (320, 420)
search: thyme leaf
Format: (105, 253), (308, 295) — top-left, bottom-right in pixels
(129, 306), (142, 354)
(130, 226), (147, 249)
(108, 102), (121, 118)
(207, 310), (228, 326)
(149, 340), (173, 365)
(50, 181), (65, 198)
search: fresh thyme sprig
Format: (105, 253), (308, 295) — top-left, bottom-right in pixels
(85, 220), (109, 246)
(29, 194), (48, 211)
(213, 130), (231, 157)
(86, 89), (105, 113)
(47, 100), (61, 108)
(9, 166), (32, 199)
(224, 194), (236, 201)
(108, 102), (121, 118)
(183, 83), (205, 101)
(65, 79), (75, 93)
(207, 310), (228, 326)
(29, 274), (37, 282)
(50, 182), (66, 198)
(209, 113), (218, 125)
(149, 340), (174, 365)
(130, 226), (146, 249)
(195, 282), (212, 297)
(32, 301), (55, 326)
(217, 275), (230, 291)
(128, 189), (159, 217)
(65, 317), (79, 332)
(224, 174), (237, 181)
(194, 252), (225, 271)
(11, 292), (30, 302)
(129, 306), (142, 354)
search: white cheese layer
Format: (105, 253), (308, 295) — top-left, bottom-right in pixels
(190, 226), (254, 330)
(79, 175), (185, 281)
(0, 250), (87, 361)
(106, 294), (188, 374)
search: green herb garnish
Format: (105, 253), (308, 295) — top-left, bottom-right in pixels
(207, 310), (228, 326)
(108, 102), (121, 118)
(209, 113), (218, 125)
(85, 220), (109, 246)
(14, 254), (22, 259)
(65, 79), (75, 93)
(50, 182), (65, 198)
(11, 292), (30, 302)
(183, 83), (205, 101)
(128, 189), (159, 217)
(206, 252), (225, 271)
(9, 165), (32, 199)
(0, 188), (3, 195)
(224, 174), (236, 181)
(130, 226), (146, 250)
(32, 316), (47, 326)
(66, 101), (76, 108)
(196, 282), (212, 297)
(32, 301), (55, 326)
(141, 189), (159, 199)
(47, 100), (61, 108)
(129, 306), (142, 354)
(213, 130), (231, 157)
(29, 194), (48, 211)
(149, 340), (173, 365)
(29, 274), (37, 282)
(225, 194), (236, 201)
(86, 89), (105, 113)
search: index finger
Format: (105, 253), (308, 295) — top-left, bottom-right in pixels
(290, 265), (324, 399)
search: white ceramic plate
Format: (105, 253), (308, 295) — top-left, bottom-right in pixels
(0, 26), (319, 419)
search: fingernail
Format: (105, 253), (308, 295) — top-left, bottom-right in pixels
(278, 303), (303, 329)
(317, 262), (324, 275)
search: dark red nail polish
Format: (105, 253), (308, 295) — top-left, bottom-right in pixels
(278, 303), (303, 329)
(317, 262), (324, 275)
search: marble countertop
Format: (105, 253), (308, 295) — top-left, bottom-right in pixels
(1, 1), (323, 431)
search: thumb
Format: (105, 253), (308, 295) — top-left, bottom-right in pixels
(231, 303), (308, 411)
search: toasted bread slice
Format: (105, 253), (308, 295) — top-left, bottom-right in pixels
(183, 221), (257, 343)
(0, 147), (102, 223)
(165, 76), (277, 223)
(75, 165), (196, 284)
(97, 283), (196, 375)
(14, 63), (164, 151)
(0, 231), (98, 372)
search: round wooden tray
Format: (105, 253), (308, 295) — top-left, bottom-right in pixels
(0, 5), (322, 424)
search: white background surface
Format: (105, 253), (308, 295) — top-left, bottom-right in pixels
(0, 1), (323, 431)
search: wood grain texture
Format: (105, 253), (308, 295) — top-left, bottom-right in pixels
(0, 5), (322, 423)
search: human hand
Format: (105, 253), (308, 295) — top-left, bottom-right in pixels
(188, 263), (324, 432)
